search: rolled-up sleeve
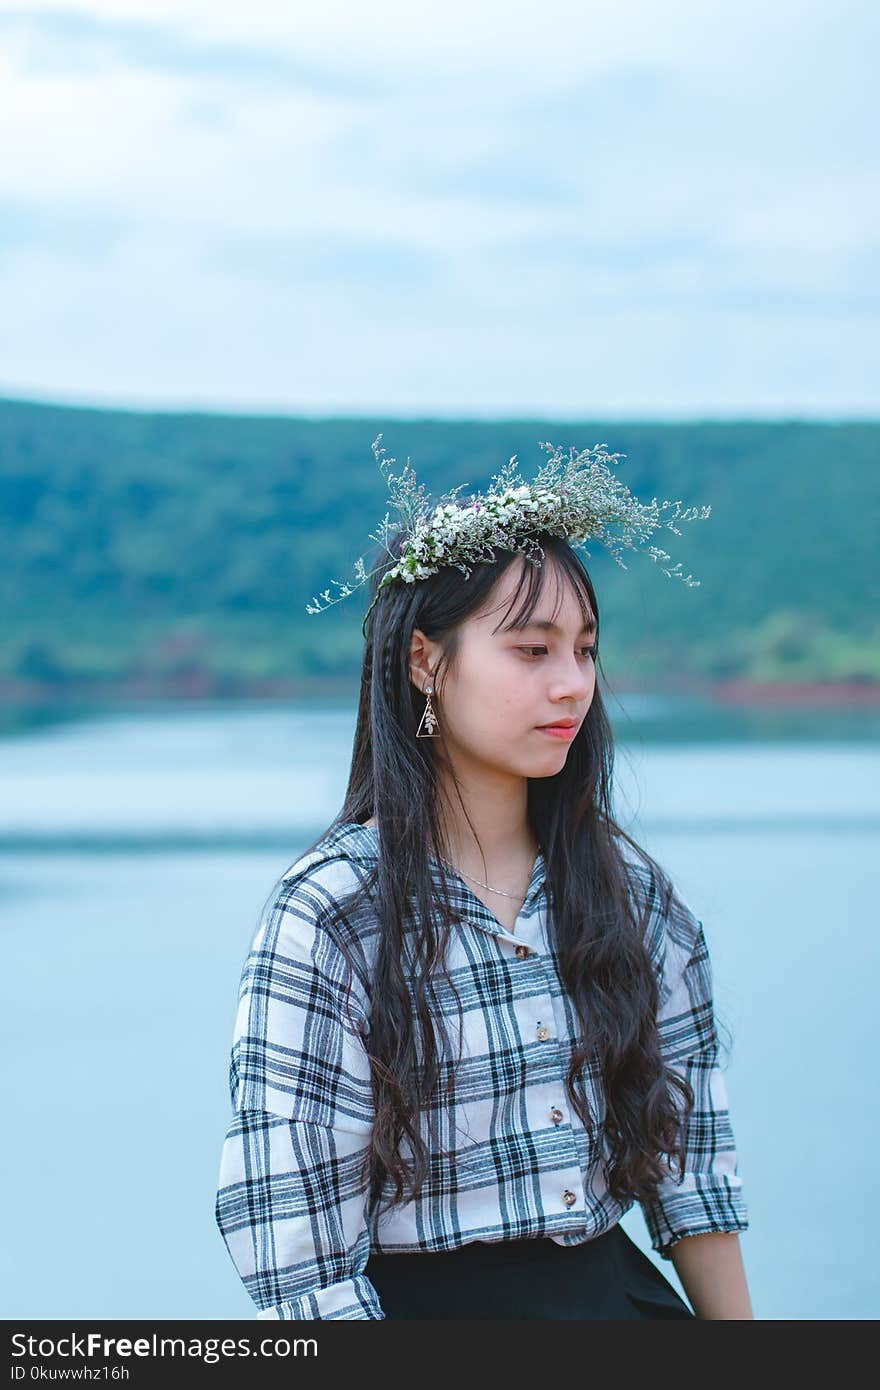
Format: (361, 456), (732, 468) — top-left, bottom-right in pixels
(214, 868), (384, 1319)
(639, 901), (749, 1260)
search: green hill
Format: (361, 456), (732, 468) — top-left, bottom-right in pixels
(1, 395), (877, 694)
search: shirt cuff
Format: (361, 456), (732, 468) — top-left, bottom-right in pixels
(640, 1173), (749, 1260)
(254, 1273), (385, 1320)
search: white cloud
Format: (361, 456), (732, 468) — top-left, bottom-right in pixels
(0, 0), (876, 414)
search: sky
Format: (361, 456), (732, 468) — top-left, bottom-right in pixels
(0, 0), (877, 418)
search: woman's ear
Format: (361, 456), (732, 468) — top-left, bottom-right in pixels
(408, 629), (439, 694)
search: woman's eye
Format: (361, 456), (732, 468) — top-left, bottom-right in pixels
(518, 646), (596, 660)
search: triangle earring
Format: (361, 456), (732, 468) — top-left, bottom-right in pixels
(416, 678), (439, 738)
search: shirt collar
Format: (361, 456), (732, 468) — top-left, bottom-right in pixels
(334, 820), (546, 943)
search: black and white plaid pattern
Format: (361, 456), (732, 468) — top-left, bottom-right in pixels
(215, 822), (748, 1319)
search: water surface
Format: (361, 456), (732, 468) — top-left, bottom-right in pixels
(1, 698), (877, 1320)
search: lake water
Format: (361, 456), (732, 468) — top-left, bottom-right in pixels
(1, 696), (878, 1321)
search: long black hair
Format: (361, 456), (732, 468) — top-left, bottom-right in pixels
(298, 525), (725, 1217)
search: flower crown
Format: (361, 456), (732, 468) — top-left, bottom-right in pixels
(306, 435), (712, 623)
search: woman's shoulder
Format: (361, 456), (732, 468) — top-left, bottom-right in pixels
(613, 834), (704, 987)
(276, 819), (376, 891)
(251, 821), (379, 966)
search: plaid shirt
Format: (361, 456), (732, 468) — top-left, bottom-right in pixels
(214, 821), (748, 1320)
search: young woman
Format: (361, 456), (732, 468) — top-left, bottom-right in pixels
(214, 442), (753, 1320)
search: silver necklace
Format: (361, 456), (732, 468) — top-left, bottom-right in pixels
(364, 820), (532, 900)
(437, 856), (530, 901)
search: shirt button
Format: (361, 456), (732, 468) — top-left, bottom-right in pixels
(562, 1189), (577, 1208)
(550, 1107), (563, 1125)
(515, 944), (530, 959)
(536, 1023), (550, 1041)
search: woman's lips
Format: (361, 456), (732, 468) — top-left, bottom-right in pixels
(537, 724), (578, 740)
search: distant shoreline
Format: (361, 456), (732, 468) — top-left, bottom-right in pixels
(1, 673), (878, 708)
(699, 678), (880, 707)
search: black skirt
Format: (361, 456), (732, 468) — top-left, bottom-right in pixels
(364, 1221), (694, 1320)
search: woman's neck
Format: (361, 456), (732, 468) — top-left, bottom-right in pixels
(361, 803), (539, 877)
(432, 774), (535, 868)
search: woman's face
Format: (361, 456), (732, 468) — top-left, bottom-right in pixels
(411, 556), (597, 782)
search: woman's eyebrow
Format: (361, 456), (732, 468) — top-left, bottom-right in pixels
(514, 618), (598, 638)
